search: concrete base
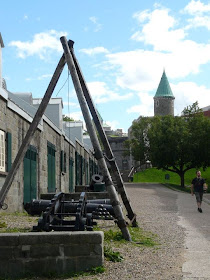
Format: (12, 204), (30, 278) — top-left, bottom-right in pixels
(0, 231), (104, 279)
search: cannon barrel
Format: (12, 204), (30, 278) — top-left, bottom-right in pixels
(24, 198), (113, 216)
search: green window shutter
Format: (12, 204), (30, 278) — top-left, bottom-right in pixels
(60, 150), (64, 172)
(48, 146), (52, 191)
(80, 155), (83, 185)
(23, 145), (37, 203)
(77, 153), (80, 185)
(75, 151), (78, 185)
(7, 132), (12, 172)
(48, 142), (56, 192)
(69, 157), (74, 192)
(64, 152), (66, 173)
(86, 161), (89, 184)
(60, 150), (66, 173)
(51, 148), (56, 191)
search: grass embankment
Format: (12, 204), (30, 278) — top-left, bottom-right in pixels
(133, 167), (210, 192)
(101, 225), (158, 262)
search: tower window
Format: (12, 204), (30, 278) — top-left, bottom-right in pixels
(156, 100), (159, 107)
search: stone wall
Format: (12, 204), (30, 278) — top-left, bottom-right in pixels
(0, 93), (98, 212)
(0, 231), (104, 279)
(108, 136), (132, 173)
(154, 97), (174, 116)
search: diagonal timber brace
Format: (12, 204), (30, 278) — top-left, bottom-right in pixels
(60, 36), (132, 241)
(67, 40), (137, 227)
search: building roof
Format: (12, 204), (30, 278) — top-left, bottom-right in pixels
(154, 70), (174, 99)
(8, 91), (37, 118)
(201, 105), (210, 112)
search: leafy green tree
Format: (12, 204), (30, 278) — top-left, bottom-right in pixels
(127, 102), (210, 187)
(148, 103), (210, 187)
(124, 117), (150, 166)
(63, 115), (74, 122)
(181, 101), (202, 116)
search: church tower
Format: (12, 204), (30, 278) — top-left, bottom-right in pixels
(154, 70), (175, 116)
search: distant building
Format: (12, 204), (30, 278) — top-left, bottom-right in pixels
(96, 109), (127, 137)
(127, 70), (175, 174)
(154, 70), (175, 116)
(201, 105), (210, 118)
(107, 136), (132, 181)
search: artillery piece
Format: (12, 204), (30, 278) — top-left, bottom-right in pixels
(24, 192), (115, 232)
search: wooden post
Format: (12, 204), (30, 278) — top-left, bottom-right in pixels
(60, 36), (131, 241)
(68, 40), (137, 227)
(0, 55), (66, 208)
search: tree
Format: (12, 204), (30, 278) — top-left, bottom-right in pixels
(148, 103), (210, 187)
(63, 115), (74, 122)
(127, 102), (210, 187)
(181, 101), (202, 116)
(124, 117), (150, 166)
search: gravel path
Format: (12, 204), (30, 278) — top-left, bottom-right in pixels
(0, 183), (186, 280)
(86, 183), (185, 280)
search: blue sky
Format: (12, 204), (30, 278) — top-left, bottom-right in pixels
(1, 0), (210, 132)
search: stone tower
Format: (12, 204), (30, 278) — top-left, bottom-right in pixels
(154, 70), (175, 116)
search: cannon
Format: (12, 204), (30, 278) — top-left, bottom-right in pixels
(25, 192), (114, 232)
(24, 198), (112, 216)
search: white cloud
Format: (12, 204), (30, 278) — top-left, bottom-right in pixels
(131, 8), (185, 52)
(79, 47), (109, 55)
(183, 0), (210, 15)
(105, 120), (119, 130)
(89, 16), (97, 24)
(9, 30), (67, 59)
(89, 16), (102, 32)
(171, 82), (210, 115)
(38, 74), (52, 80)
(64, 111), (83, 121)
(25, 74), (52, 81)
(104, 5), (210, 96)
(186, 16), (210, 30)
(101, 5), (210, 118)
(133, 9), (150, 23)
(127, 92), (153, 116)
(182, 1), (210, 30)
(63, 101), (80, 108)
(87, 81), (133, 104)
(106, 50), (164, 92)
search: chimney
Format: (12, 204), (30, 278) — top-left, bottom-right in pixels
(0, 33), (5, 89)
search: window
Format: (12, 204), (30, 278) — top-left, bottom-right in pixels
(0, 130), (12, 173)
(0, 130), (5, 172)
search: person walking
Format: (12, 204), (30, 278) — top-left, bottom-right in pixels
(191, 170), (208, 213)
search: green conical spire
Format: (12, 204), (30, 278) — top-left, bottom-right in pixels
(154, 70), (174, 98)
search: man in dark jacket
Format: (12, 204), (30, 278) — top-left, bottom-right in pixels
(191, 170), (207, 213)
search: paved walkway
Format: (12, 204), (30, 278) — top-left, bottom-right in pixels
(126, 183), (210, 280)
(178, 191), (210, 279)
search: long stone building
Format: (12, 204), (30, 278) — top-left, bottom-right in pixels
(0, 33), (98, 212)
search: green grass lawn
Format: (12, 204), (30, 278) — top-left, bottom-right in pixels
(133, 167), (210, 189)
